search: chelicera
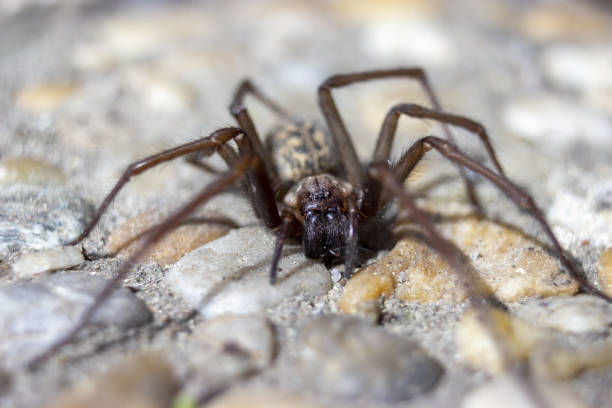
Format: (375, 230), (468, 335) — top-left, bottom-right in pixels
(29, 68), (612, 367)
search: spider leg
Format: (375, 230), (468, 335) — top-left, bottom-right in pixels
(344, 195), (360, 279)
(270, 211), (300, 284)
(28, 154), (260, 369)
(368, 164), (486, 301)
(185, 142), (239, 174)
(362, 103), (506, 216)
(68, 127), (245, 246)
(319, 68), (459, 194)
(373, 104), (505, 176)
(231, 79), (293, 120)
(318, 68), (492, 209)
(229, 80), (292, 191)
(369, 164), (529, 374)
(387, 136), (612, 303)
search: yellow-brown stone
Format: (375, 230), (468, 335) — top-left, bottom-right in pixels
(16, 83), (78, 112)
(597, 247), (612, 297)
(456, 307), (545, 373)
(49, 353), (178, 408)
(340, 214), (578, 311)
(338, 266), (395, 315)
(0, 157), (65, 184)
(106, 210), (231, 265)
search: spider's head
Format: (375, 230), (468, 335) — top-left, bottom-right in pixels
(284, 174), (353, 264)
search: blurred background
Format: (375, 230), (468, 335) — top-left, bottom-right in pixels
(1, 0), (611, 185)
(1, 0), (611, 407)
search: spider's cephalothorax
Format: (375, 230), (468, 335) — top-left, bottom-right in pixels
(284, 174), (353, 264)
(30, 68), (612, 369)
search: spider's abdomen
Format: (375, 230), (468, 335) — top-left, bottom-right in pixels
(265, 121), (339, 185)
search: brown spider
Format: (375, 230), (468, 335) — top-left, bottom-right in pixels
(28, 68), (612, 368)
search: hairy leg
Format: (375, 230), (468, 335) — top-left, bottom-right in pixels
(69, 127), (244, 246)
(383, 136), (612, 303)
(362, 103), (506, 216)
(29, 154), (259, 369)
(318, 68), (461, 196)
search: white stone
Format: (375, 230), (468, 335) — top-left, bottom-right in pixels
(361, 19), (454, 66)
(502, 94), (612, 149)
(514, 295), (612, 334)
(542, 45), (612, 92)
(12, 246), (84, 278)
(165, 226), (332, 318)
(195, 314), (275, 368)
(462, 375), (589, 408)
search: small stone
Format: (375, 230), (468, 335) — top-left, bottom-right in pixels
(462, 375), (589, 408)
(125, 68), (197, 114)
(344, 217), (577, 306)
(15, 83), (79, 112)
(519, 7), (608, 41)
(0, 271), (152, 364)
(502, 94), (612, 149)
(207, 386), (319, 408)
(0, 157), (65, 185)
(597, 247), (612, 297)
(165, 226), (332, 319)
(541, 45), (612, 93)
(456, 307), (545, 373)
(105, 210), (231, 265)
(530, 340), (612, 380)
(179, 316), (276, 402)
(11, 246), (84, 278)
(0, 368), (11, 396)
(194, 314), (275, 368)
(361, 19), (454, 66)
(332, 0), (435, 22)
(0, 185), (92, 259)
(513, 295), (612, 334)
(49, 352), (179, 408)
(297, 315), (443, 402)
(338, 265), (394, 317)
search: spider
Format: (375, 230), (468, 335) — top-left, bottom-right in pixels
(28, 68), (612, 368)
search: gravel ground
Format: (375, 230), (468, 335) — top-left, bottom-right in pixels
(1, 0), (612, 407)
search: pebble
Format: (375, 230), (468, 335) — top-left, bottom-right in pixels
(165, 226), (332, 319)
(72, 5), (214, 70)
(105, 210), (231, 265)
(530, 340), (612, 380)
(338, 264), (394, 317)
(361, 19), (454, 66)
(0, 271), (152, 364)
(0, 185), (92, 259)
(15, 83), (79, 112)
(49, 352), (178, 408)
(519, 7), (608, 41)
(597, 247), (612, 297)
(0, 157), (65, 185)
(11, 245), (84, 278)
(462, 375), (589, 408)
(207, 386), (319, 408)
(502, 94), (612, 149)
(194, 314), (275, 369)
(296, 315), (443, 402)
(178, 315), (276, 403)
(0, 368), (11, 396)
(341, 217), (577, 309)
(124, 67), (197, 114)
(456, 307), (545, 373)
(541, 45), (612, 93)
(513, 295), (612, 334)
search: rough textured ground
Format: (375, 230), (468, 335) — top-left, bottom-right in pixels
(1, 0), (612, 407)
